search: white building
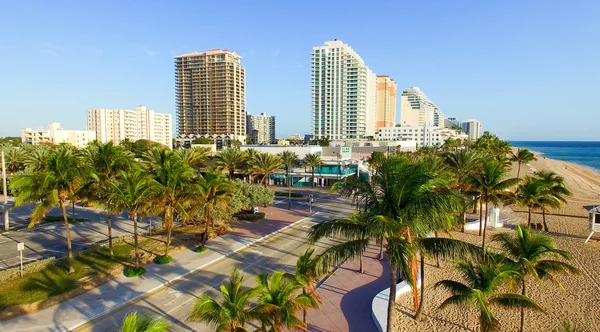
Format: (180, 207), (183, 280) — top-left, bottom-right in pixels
(87, 106), (173, 148)
(377, 125), (447, 147)
(246, 113), (276, 144)
(461, 119), (483, 140)
(311, 40), (377, 140)
(21, 122), (95, 149)
(400, 87), (437, 127)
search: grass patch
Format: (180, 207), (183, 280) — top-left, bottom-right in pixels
(236, 212), (266, 222)
(42, 216), (89, 224)
(0, 242), (133, 311)
(274, 191), (303, 198)
(194, 246), (207, 253)
(124, 266), (146, 278)
(153, 255), (173, 265)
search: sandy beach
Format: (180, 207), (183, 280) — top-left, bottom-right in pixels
(393, 150), (600, 331)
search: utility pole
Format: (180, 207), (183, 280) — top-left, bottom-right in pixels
(288, 172), (292, 210)
(2, 151), (8, 231)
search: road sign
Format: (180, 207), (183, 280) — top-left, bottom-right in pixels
(17, 242), (24, 251)
(17, 242), (24, 277)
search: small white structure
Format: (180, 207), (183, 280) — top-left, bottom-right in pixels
(464, 206), (503, 231)
(584, 205), (600, 243)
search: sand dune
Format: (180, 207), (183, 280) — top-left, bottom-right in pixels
(393, 151), (600, 332)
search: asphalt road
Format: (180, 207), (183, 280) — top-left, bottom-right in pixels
(79, 191), (353, 332)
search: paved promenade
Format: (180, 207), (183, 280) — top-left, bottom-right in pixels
(307, 244), (389, 332)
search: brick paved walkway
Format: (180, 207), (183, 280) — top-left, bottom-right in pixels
(307, 244), (390, 332)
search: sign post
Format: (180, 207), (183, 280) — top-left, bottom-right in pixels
(17, 242), (24, 277)
(2, 151), (8, 231)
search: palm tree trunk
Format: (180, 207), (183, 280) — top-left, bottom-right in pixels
(71, 201), (75, 218)
(517, 162), (521, 178)
(359, 252), (364, 273)
(311, 169), (315, 188)
(482, 201), (489, 248)
(387, 266), (397, 332)
(107, 213), (114, 259)
(527, 206), (532, 227)
(165, 226), (172, 257)
(542, 210), (549, 232)
(478, 199), (483, 236)
(60, 200), (75, 273)
(520, 280), (526, 332)
(133, 214), (140, 268)
(414, 255), (426, 321)
(462, 209), (466, 233)
(379, 239), (384, 260)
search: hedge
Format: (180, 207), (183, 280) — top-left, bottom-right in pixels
(0, 257), (56, 282)
(124, 266), (146, 278)
(237, 212), (266, 222)
(154, 255), (174, 265)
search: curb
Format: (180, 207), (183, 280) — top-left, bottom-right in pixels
(68, 211), (322, 331)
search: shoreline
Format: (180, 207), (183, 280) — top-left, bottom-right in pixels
(525, 148), (600, 174)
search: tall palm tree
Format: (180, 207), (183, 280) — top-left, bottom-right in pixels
(470, 161), (519, 247)
(120, 312), (170, 332)
(280, 151), (298, 186)
(444, 150), (482, 231)
(535, 170), (572, 232)
(109, 169), (160, 268)
(248, 152), (283, 187)
(256, 270), (318, 331)
(143, 148), (195, 257)
(493, 225), (580, 332)
(511, 148), (537, 178)
(286, 248), (326, 325)
(4, 148), (26, 174)
(177, 147), (209, 170)
(85, 142), (132, 259)
(302, 153), (322, 188)
(515, 176), (548, 227)
(189, 268), (260, 331)
(197, 170), (234, 245)
(22, 144), (52, 172)
(435, 253), (544, 332)
(216, 148), (247, 180)
(10, 146), (85, 273)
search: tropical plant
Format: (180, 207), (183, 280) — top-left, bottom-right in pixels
(492, 225), (580, 332)
(216, 148), (247, 179)
(109, 168), (160, 268)
(22, 144), (52, 172)
(177, 147), (209, 169)
(285, 247), (326, 324)
(227, 180), (274, 216)
(435, 253), (544, 332)
(197, 170), (234, 245)
(84, 141), (132, 259)
(248, 152), (283, 186)
(514, 176), (548, 227)
(280, 150), (299, 186)
(189, 268), (260, 332)
(535, 170), (571, 232)
(469, 161), (519, 248)
(3, 148), (26, 174)
(256, 270), (318, 331)
(511, 148), (537, 178)
(143, 148), (195, 257)
(444, 149), (482, 231)
(302, 153), (322, 188)
(120, 311), (170, 332)
(10, 146), (86, 273)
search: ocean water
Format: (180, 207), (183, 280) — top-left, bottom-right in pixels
(509, 141), (600, 173)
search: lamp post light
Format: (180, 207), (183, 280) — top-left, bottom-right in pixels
(2, 151), (8, 231)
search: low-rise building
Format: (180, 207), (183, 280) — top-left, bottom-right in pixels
(376, 125), (444, 147)
(21, 122), (95, 148)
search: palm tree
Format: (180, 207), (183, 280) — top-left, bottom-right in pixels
(256, 270), (318, 331)
(511, 148), (537, 178)
(515, 176), (547, 227)
(84, 142), (132, 259)
(4, 148), (26, 174)
(217, 148), (247, 180)
(10, 146), (85, 273)
(120, 312), (170, 332)
(302, 153), (322, 188)
(143, 148), (195, 257)
(109, 169), (160, 268)
(248, 152), (283, 187)
(444, 150), (482, 231)
(435, 253), (544, 332)
(22, 144), (52, 172)
(470, 161), (519, 248)
(280, 150), (299, 209)
(493, 225), (580, 332)
(177, 147), (209, 170)
(535, 170), (572, 232)
(197, 170), (234, 246)
(189, 268), (260, 331)
(286, 248), (326, 325)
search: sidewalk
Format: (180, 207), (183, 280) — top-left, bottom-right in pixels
(1, 204), (318, 332)
(307, 244), (388, 332)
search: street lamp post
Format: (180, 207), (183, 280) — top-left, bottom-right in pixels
(2, 151), (8, 231)
(288, 172), (292, 210)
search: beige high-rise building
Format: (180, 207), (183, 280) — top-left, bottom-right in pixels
(400, 87), (436, 127)
(247, 113), (276, 144)
(174, 49), (246, 144)
(87, 106), (173, 147)
(376, 76), (397, 130)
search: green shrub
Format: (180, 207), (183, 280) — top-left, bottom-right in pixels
(153, 255), (173, 265)
(194, 246), (207, 253)
(275, 191), (303, 198)
(124, 266), (146, 278)
(236, 212), (266, 222)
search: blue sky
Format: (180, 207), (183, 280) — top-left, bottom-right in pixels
(1, 1), (599, 140)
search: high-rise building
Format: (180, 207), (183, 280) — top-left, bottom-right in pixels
(246, 113), (276, 144)
(87, 106), (173, 147)
(311, 40), (377, 140)
(21, 122), (96, 149)
(376, 75), (397, 131)
(461, 119), (483, 140)
(433, 108), (445, 127)
(174, 49), (246, 144)
(400, 87), (436, 127)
